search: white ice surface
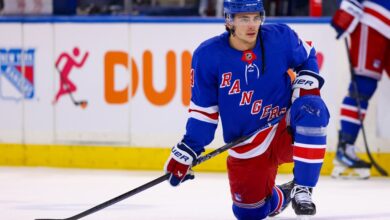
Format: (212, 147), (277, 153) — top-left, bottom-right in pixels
(0, 167), (390, 220)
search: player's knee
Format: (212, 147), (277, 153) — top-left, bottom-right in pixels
(348, 75), (378, 101)
(289, 95), (330, 129)
(232, 202), (270, 220)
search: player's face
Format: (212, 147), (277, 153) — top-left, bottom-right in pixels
(230, 12), (262, 50)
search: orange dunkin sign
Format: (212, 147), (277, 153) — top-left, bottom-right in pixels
(104, 50), (192, 106)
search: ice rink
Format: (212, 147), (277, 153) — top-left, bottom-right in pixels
(1, 167), (390, 220)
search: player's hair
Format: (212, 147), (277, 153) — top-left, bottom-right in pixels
(259, 25), (265, 75)
(224, 13), (235, 34)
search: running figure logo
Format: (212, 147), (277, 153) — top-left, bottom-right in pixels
(54, 47), (89, 109)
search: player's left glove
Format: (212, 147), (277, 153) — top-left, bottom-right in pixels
(331, 0), (363, 39)
(164, 142), (198, 187)
(291, 71), (324, 103)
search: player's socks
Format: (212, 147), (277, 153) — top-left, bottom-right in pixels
(269, 180), (294, 217)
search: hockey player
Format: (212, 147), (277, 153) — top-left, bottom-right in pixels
(331, 0), (389, 179)
(164, 0), (330, 219)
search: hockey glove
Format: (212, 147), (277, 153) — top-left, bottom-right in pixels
(164, 142), (198, 186)
(291, 71), (324, 103)
(331, 0), (363, 39)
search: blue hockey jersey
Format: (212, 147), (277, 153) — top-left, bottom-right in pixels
(182, 24), (320, 158)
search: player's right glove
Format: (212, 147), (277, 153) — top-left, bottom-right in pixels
(164, 142), (198, 186)
(331, 0), (363, 39)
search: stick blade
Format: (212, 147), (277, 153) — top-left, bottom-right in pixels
(36, 218), (74, 220)
(374, 163), (389, 176)
(35, 217), (73, 220)
(79, 101), (88, 109)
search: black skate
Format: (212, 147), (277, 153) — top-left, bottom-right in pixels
(269, 180), (294, 217)
(291, 185), (316, 219)
(331, 140), (371, 179)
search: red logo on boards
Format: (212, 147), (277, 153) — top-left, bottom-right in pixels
(53, 47), (89, 109)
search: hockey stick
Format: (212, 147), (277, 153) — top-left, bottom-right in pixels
(344, 38), (388, 176)
(35, 117), (281, 220)
(55, 67), (88, 109)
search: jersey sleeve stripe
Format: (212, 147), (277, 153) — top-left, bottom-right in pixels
(364, 5), (390, 25)
(302, 40), (314, 58)
(189, 109), (219, 120)
(362, 1), (390, 38)
(364, 1), (390, 24)
(189, 111), (219, 124)
(190, 101), (219, 114)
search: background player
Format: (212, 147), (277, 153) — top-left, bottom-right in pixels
(164, 0), (330, 219)
(331, 0), (389, 179)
